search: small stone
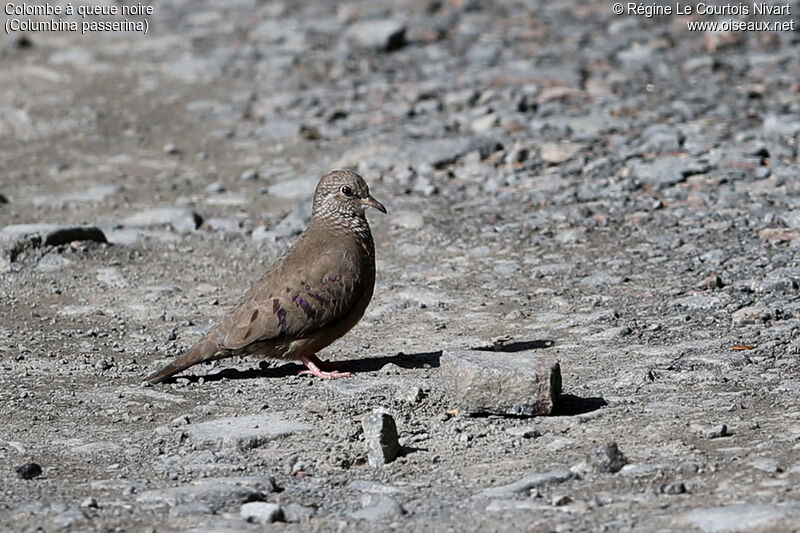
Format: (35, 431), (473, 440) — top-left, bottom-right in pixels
(15, 462), (42, 480)
(471, 114), (498, 133)
(95, 359), (113, 370)
(282, 503), (317, 522)
(591, 442), (627, 474)
(171, 415), (191, 427)
(631, 156), (706, 188)
(540, 142), (581, 164)
(440, 349), (561, 417)
(732, 306), (771, 326)
(350, 495), (405, 521)
(749, 457), (781, 473)
(361, 411), (400, 467)
(690, 423), (728, 439)
(758, 228), (800, 243)
(163, 143), (179, 154)
(505, 426), (540, 439)
(80, 497), (98, 509)
(299, 125), (322, 141)
(661, 482), (687, 495)
(240, 169), (258, 181)
(241, 501), (284, 524)
(345, 19), (407, 51)
(478, 469), (573, 498)
(698, 274), (724, 289)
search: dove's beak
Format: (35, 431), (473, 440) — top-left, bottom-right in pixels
(362, 195), (387, 214)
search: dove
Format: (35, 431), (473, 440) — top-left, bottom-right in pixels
(146, 169), (386, 383)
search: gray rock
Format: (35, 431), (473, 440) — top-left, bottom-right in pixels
(1, 224), (107, 264)
(350, 495), (405, 521)
(731, 306), (771, 326)
(749, 457), (780, 473)
(505, 426), (540, 439)
(136, 476), (277, 511)
(591, 442), (628, 474)
(440, 349), (561, 416)
(540, 142), (581, 165)
(361, 411), (400, 467)
(96, 266), (129, 288)
(52, 507), (85, 528)
(676, 504), (796, 532)
(169, 503), (214, 518)
(345, 19), (406, 51)
(781, 211), (800, 230)
(478, 469), (573, 498)
(690, 423), (728, 439)
(631, 156), (707, 188)
(240, 501), (284, 524)
(282, 503), (317, 522)
(15, 462), (42, 480)
(763, 115), (800, 137)
(182, 414), (313, 450)
(122, 208), (202, 232)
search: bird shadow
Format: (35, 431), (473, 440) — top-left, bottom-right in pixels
(171, 350), (443, 383)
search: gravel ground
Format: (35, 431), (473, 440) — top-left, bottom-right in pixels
(2, 1), (800, 531)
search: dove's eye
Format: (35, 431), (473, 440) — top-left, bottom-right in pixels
(340, 185), (354, 196)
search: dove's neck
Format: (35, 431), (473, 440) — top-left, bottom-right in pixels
(311, 215), (375, 259)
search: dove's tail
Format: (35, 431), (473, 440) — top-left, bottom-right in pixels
(145, 335), (221, 384)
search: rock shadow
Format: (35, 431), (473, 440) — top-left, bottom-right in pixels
(551, 394), (607, 416)
(474, 339), (555, 352)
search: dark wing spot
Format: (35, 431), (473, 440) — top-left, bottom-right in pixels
(272, 298), (280, 313)
(243, 327), (252, 340)
(286, 287), (291, 293)
(328, 275), (342, 283)
(277, 309), (287, 333)
(293, 295), (317, 319)
(250, 309), (259, 323)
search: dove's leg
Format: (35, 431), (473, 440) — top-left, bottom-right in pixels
(298, 353), (351, 379)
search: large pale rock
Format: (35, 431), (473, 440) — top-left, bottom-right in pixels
(440, 349), (561, 416)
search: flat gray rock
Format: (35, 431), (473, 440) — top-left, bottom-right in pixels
(675, 504), (797, 532)
(136, 476), (278, 511)
(122, 207), (202, 232)
(477, 469), (573, 498)
(440, 349), (561, 416)
(183, 414), (313, 450)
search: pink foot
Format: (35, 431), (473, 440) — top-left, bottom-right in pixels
(298, 354), (351, 379)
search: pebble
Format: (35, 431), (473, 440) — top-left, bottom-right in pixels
(350, 495), (405, 521)
(240, 502), (284, 524)
(478, 469), (573, 498)
(591, 442), (628, 474)
(344, 19), (406, 51)
(15, 462), (42, 480)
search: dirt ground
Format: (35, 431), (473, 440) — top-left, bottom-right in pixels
(2, 1), (800, 531)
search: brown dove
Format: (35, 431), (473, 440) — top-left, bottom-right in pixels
(145, 169), (386, 383)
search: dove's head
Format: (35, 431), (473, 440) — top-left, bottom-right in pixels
(312, 169), (387, 224)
